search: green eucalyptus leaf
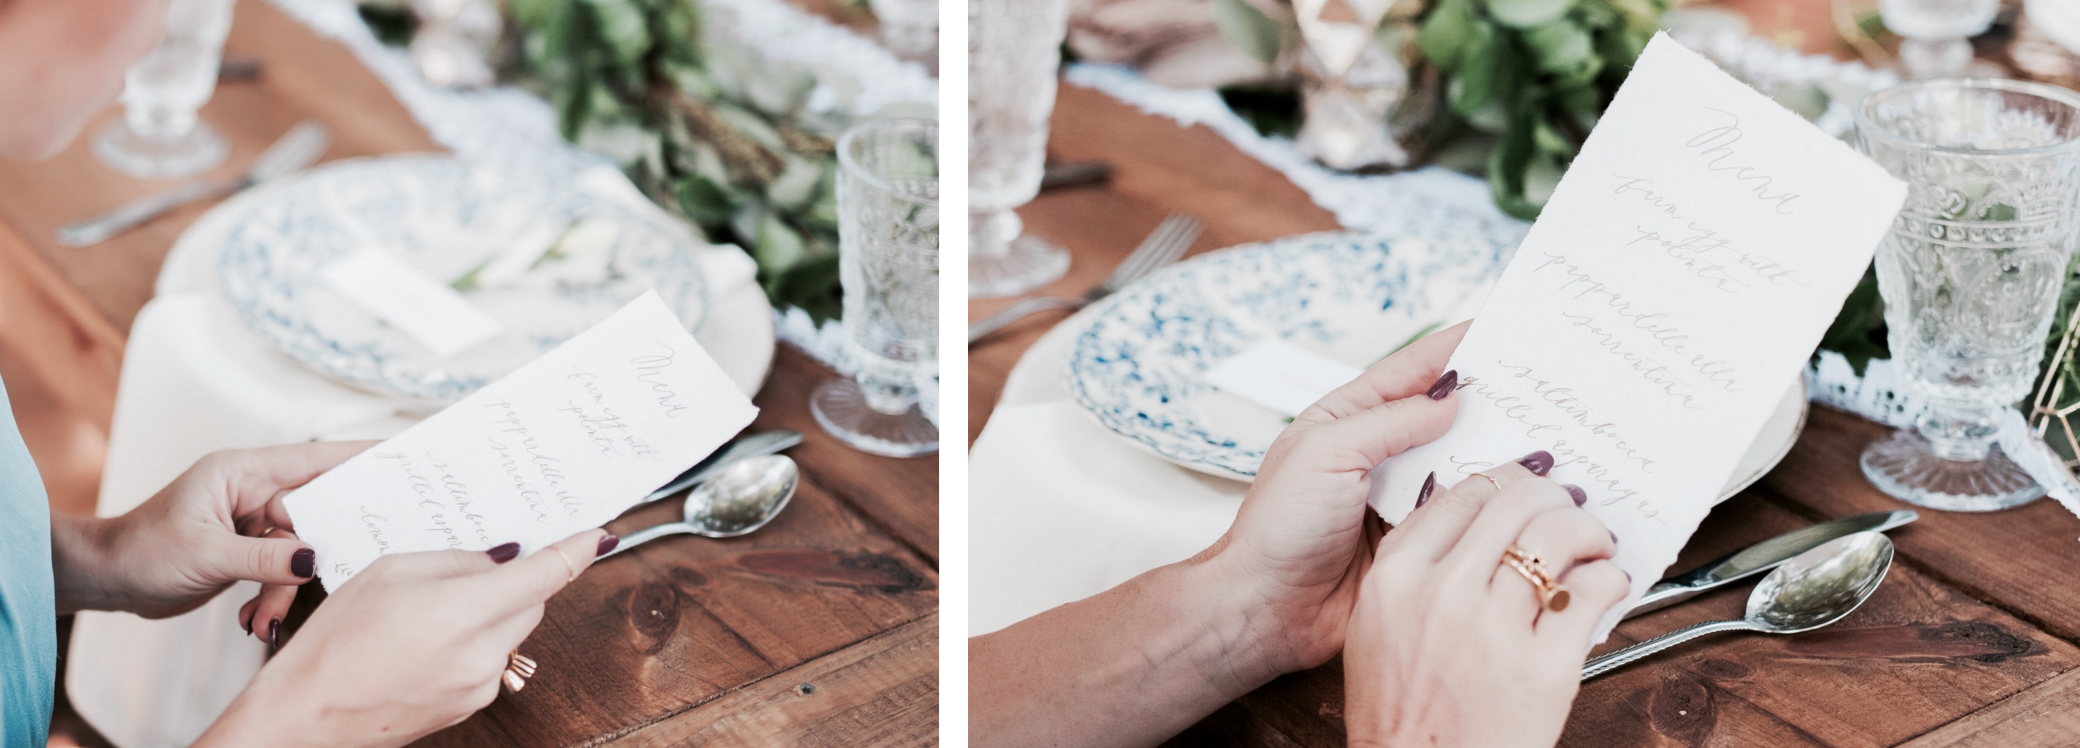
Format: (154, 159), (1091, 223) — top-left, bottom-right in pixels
(675, 175), (737, 227)
(753, 215), (807, 274)
(583, 0), (652, 67)
(1418, 0), (1478, 70)
(1486, 0), (1574, 29)
(1447, 23), (1500, 115)
(1213, 0), (1285, 65)
(1531, 118), (1573, 156)
(766, 156), (824, 211)
(1522, 20), (1592, 74)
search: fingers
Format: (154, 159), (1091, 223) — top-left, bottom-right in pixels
(1296, 321), (1469, 425)
(1385, 455), (1548, 563)
(241, 582), (299, 646)
(1533, 560), (1631, 655)
(1280, 388), (1460, 479)
(1436, 462), (1574, 586)
(204, 533), (319, 587)
(205, 441), (378, 529)
(480, 529), (612, 617)
(1487, 507), (1617, 623)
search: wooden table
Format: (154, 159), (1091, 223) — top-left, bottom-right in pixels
(968, 10), (2080, 748)
(0, 2), (937, 746)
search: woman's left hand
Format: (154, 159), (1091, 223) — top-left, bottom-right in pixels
(53, 442), (373, 618)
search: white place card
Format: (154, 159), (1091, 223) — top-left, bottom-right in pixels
(1367, 34), (1908, 641)
(1205, 340), (1366, 416)
(322, 247), (504, 357)
(284, 291), (758, 591)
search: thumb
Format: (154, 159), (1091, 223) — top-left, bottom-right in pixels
(479, 529), (612, 617)
(208, 535), (318, 587)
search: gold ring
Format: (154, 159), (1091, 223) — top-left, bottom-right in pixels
(502, 650), (538, 693)
(1501, 544), (1571, 612)
(552, 547), (577, 583)
(1471, 472), (1504, 492)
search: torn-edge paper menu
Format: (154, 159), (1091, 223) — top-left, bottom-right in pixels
(284, 291), (758, 591)
(1366, 33), (1908, 642)
(322, 247), (504, 357)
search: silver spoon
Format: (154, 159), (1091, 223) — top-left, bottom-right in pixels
(643, 429), (801, 503)
(603, 455), (800, 558)
(1582, 531), (1894, 680)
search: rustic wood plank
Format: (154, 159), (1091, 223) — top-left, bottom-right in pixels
(0, 0), (441, 336)
(1900, 666), (2080, 748)
(420, 475), (937, 747)
(1760, 406), (2080, 643)
(752, 347), (939, 564)
(598, 613), (937, 747)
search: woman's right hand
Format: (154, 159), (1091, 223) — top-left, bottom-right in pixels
(1341, 457), (1630, 748)
(196, 529), (614, 748)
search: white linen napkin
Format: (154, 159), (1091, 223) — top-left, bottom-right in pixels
(969, 309), (1248, 636)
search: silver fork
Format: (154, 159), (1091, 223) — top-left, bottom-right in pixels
(58, 121), (331, 248)
(967, 213), (1202, 345)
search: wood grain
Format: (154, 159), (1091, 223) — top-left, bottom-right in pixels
(602, 614), (938, 747)
(1900, 666), (2080, 748)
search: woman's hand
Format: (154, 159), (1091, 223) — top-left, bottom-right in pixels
(1342, 458), (1630, 748)
(199, 529), (615, 748)
(1197, 321), (1469, 678)
(50, 442), (373, 618)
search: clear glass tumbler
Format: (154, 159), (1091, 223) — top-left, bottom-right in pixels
(968, 0), (1071, 298)
(1856, 78), (2080, 511)
(869, 0), (938, 57)
(811, 120), (940, 458)
(93, 0), (236, 179)
(1878, 0), (1999, 78)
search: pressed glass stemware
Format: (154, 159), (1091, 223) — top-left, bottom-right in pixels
(1855, 78), (2080, 511)
(967, 0), (1072, 298)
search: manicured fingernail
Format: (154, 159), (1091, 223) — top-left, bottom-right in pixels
(269, 618), (280, 646)
(242, 615), (252, 636)
(487, 542), (521, 564)
(1517, 450), (1553, 476)
(1564, 484), (1586, 507)
(290, 548), (315, 578)
(597, 534), (620, 557)
(1426, 370), (1458, 400)
(1609, 529), (1618, 544)
(1624, 570), (1633, 583)
(1415, 472), (1436, 508)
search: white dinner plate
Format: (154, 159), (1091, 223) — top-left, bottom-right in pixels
(1065, 231), (1807, 500)
(216, 155), (717, 403)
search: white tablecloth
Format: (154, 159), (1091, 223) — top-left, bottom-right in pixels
(65, 166), (765, 748)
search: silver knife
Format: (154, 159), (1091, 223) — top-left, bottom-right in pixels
(1624, 509), (1918, 619)
(642, 429), (802, 502)
(57, 121), (330, 247)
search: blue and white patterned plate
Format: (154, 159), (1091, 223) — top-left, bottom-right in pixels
(1065, 231), (1504, 481)
(1064, 230), (1807, 496)
(217, 155), (709, 403)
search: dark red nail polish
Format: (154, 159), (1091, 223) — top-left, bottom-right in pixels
(1425, 370), (1458, 401)
(290, 547), (315, 578)
(487, 542), (521, 564)
(1623, 570), (1633, 583)
(1609, 529), (1618, 544)
(242, 616), (252, 636)
(269, 618), (280, 646)
(1415, 472), (1436, 508)
(1564, 484), (1586, 507)
(596, 534), (620, 557)
(1517, 450), (1554, 476)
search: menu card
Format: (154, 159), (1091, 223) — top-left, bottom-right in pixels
(285, 292), (758, 590)
(1367, 34), (1907, 640)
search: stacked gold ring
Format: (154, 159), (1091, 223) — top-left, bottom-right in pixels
(1501, 544), (1571, 612)
(502, 651), (538, 693)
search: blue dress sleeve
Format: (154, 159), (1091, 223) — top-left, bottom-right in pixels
(0, 378), (57, 748)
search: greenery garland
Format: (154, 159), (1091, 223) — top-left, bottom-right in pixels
(498, 0), (857, 321)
